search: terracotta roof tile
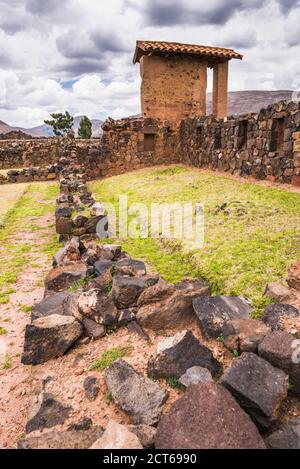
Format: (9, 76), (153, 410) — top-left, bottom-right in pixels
(133, 40), (243, 64)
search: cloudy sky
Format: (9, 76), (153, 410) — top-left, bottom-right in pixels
(0, 0), (300, 127)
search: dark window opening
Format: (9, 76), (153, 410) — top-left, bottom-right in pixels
(237, 120), (248, 150)
(144, 134), (155, 152)
(270, 117), (285, 152)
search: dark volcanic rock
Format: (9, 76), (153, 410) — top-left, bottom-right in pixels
(265, 418), (300, 449)
(262, 303), (299, 331)
(137, 280), (210, 331)
(93, 259), (113, 277)
(21, 314), (83, 365)
(25, 393), (72, 434)
(193, 296), (252, 339)
(45, 263), (87, 292)
(155, 383), (266, 449)
(223, 318), (270, 353)
(112, 275), (159, 309)
(77, 290), (118, 326)
(31, 292), (71, 321)
(82, 318), (106, 340)
(104, 359), (168, 426)
(18, 427), (103, 449)
(84, 376), (100, 402)
(220, 352), (289, 430)
(148, 330), (221, 379)
(258, 331), (300, 396)
(116, 258), (147, 277)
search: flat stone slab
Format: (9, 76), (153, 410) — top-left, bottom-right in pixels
(193, 296), (252, 339)
(220, 352), (289, 430)
(258, 331), (300, 396)
(21, 314), (83, 365)
(155, 383), (266, 449)
(104, 359), (168, 426)
(148, 330), (221, 379)
(262, 303), (299, 331)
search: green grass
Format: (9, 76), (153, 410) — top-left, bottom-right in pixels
(90, 166), (300, 318)
(2, 354), (11, 370)
(91, 346), (134, 370)
(0, 182), (58, 292)
(166, 377), (182, 390)
(0, 327), (8, 335)
(19, 305), (32, 313)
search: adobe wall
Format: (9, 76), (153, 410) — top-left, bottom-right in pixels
(140, 55), (207, 122)
(178, 100), (300, 186)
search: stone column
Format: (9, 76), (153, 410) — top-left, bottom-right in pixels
(213, 61), (229, 118)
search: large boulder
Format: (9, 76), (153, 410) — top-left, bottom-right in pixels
(147, 330), (221, 379)
(262, 303), (299, 331)
(112, 275), (159, 309)
(265, 418), (300, 449)
(116, 258), (147, 277)
(18, 427), (103, 449)
(90, 421), (143, 449)
(25, 393), (72, 434)
(223, 318), (270, 353)
(45, 263), (87, 292)
(155, 383), (266, 449)
(137, 281), (210, 331)
(258, 331), (300, 396)
(287, 260), (300, 290)
(21, 314), (83, 365)
(31, 292), (71, 321)
(193, 296), (252, 339)
(220, 352), (289, 430)
(104, 359), (168, 426)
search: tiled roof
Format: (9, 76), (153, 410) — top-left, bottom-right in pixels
(133, 40), (243, 64)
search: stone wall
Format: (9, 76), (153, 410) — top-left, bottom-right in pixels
(178, 100), (300, 186)
(0, 138), (60, 169)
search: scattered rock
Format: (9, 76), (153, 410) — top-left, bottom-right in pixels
(265, 418), (300, 449)
(287, 260), (300, 291)
(179, 366), (213, 388)
(84, 376), (100, 402)
(128, 425), (156, 449)
(264, 283), (292, 302)
(126, 320), (150, 342)
(31, 292), (71, 321)
(68, 418), (93, 431)
(262, 303), (299, 331)
(82, 318), (106, 340)
(90, 421), (143, 449)
(258, 331), (300, 396)
(193, 296), (252, 339)
(45, 263), (87, 292)
(220, 352), (289, 430)
(105, 359), (168, 426)
(25, 393), (72, 434)
(116, 258), (147, 277)
(18, 427), (103, 449)
(93, 259), (113, 277)
(112, 275), (159, 309)
(148, 330), (221, 379)
(21, 314), (83, 365)
(223, 318), (270, 353)
(78, 290), (118, 326)
(155, 383), (266, 449)
(137, 280), (210, 331)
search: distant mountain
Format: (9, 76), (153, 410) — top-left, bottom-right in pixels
(207, 90), (298, 116)
(0, 116), (103, 138)
(0, 91), (299, 138)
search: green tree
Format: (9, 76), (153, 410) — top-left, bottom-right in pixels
(44, 111), (74, 137)
(78, 116), (92, 139)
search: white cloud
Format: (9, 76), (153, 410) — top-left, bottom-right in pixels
(0, 0), (299, 127)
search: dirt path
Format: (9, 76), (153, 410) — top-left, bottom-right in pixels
(0, 213), (54, 448)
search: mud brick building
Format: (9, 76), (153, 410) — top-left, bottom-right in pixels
(133, 40), (243, 121)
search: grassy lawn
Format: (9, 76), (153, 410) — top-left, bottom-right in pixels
(90, 166), (300, 317)
(0, 182), (59, 303)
